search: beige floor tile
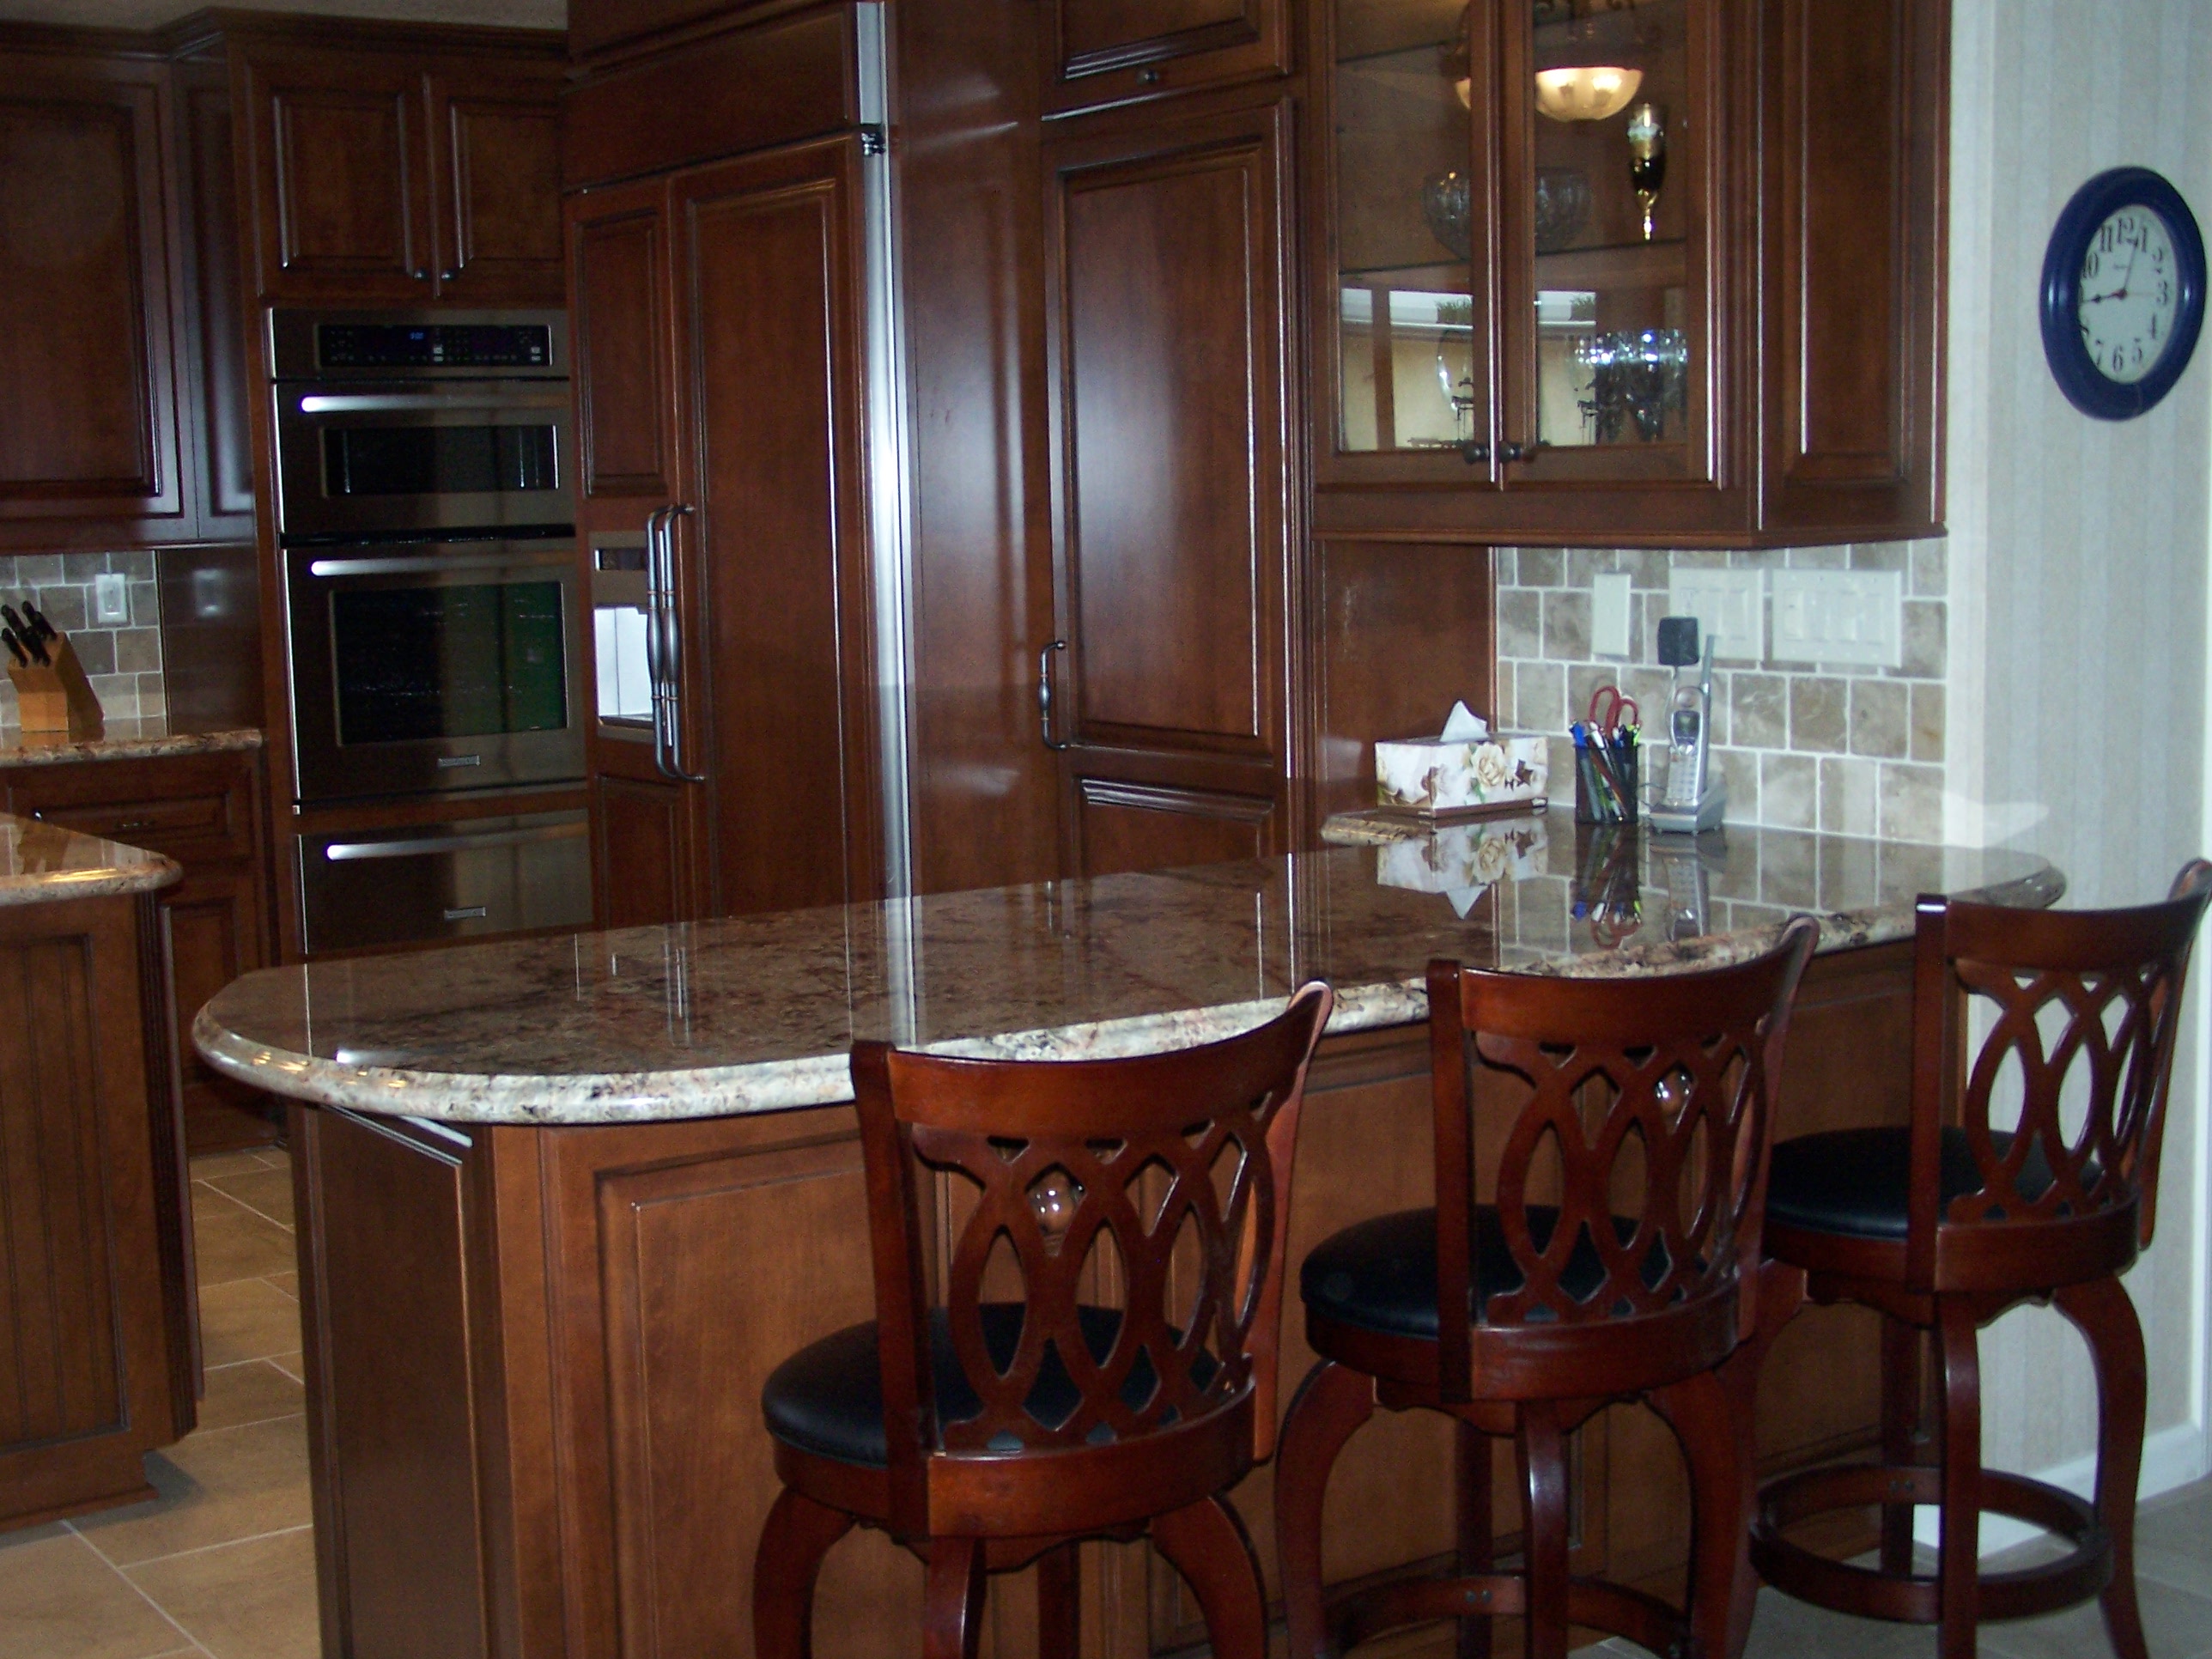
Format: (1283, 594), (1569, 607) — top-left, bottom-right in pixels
(128, 1527), (318, 1659)
(261, 1273), (297, 1302)
(71, 1418), (312, 1569)
(1977, 1571), (2212, 1659)
(190, 1206), (297, 1290)
(196, 1279), (301, 1369)
(202, 1170), (292, 1231)
(193, 1363), (304, 1434)
(187, 1152), (276, 1182)
(265, 1353), (303, 1385)
(0, 1528), (191, 1659)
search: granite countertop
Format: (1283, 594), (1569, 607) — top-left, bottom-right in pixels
(0, 717), (263, 769)
(0, 812), (180, 905)
(194, 809), (2062, 1127)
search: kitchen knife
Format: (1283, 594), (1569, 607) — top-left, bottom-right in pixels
(0, 629), (25, 669)
(21, 603), (57, 642)
(1, 605), (28, 641)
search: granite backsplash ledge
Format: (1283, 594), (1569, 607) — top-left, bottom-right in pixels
(0, 551), (166, 728)
(1494, 541), (1948, 840)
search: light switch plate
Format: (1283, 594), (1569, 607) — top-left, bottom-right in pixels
(1770, 568), (1902, 668)
(1590, 571), (1632, 657)
(92, 572), (129, 625)
(1666, 568), (1764, 663)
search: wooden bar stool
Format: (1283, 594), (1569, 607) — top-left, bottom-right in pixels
(1276, 920), (1819, 1659)
(752, 983), (1332, 1659)
(1741, 864), (2212, 1659)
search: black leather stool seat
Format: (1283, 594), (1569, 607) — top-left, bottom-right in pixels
(1300, 1206), (1672, 1339)
(763, 1304), (1211, 1468)
(1768, 1127), (2066, 1241)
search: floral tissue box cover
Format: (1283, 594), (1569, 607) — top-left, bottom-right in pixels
(1376, 732), (1550, 814)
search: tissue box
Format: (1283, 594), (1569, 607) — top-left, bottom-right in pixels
(1376, 816), (1550, 906)
(1376, 732), (1550, 815)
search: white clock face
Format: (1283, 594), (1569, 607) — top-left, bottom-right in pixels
(2078, 205), (2180, 384)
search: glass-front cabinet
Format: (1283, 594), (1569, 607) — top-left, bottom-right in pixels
(1318, 0), (1742, 538)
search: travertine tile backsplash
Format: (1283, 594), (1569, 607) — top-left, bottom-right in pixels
(1495, 541), (1947, 839)
(0, 552), (165, 726)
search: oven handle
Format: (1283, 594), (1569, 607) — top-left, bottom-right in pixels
(648, 503), (707, 785)
(321, 821), (589, 861)
(307, 551), (574, 578)
(294, 392), (571, 415)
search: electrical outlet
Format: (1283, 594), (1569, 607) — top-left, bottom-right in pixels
(1770, 568), (1902, 668)
(1666, 568), (1764, 663)
(92, 572), (129, 625)
(1590, 571), (1632, 657)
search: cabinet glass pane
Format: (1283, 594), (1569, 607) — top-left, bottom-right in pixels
(1334, 0), (1477, 453)
(1528, 0), (1692, 453)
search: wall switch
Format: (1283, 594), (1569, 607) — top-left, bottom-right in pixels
(1590, 571), (1632, 657)
(92, 572), (129, 625)
(1666, 568), (1764, 663)
(1770, 568), (1902, 668)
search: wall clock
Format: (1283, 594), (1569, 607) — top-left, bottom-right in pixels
(2040, 166), (2206, 419)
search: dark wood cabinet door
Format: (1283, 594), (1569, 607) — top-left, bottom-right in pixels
(173, 58), (257, 544)
(160, 862), (279, 1155)
(568, 177), (677, 502)
(1758, 0), (1945, 541)
(427, 65), (564, 304)
(240, 47), (434, 301)
(1042, 0), (1289, 114)
(1043, 92), (1297, 877)
(568, 0), (782, 63)
(670, 138), (882, 919)
(593, 774), (699, 929)
(0, 54), (186, 544)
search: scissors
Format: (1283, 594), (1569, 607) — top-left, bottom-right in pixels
(1587, 683), (1639, 740)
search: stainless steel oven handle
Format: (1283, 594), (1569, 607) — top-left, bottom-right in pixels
(307, 551), (574, 578)
(322, 822), (589, 861)
(295, 392), (571, 414)
(647, 505), (707, 785)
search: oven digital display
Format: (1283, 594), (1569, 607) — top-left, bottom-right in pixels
(317, 324), (554, 368)
(331, 582), (568, 744)
(323, 427), (559, 498)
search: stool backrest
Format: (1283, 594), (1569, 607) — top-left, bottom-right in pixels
(1428, 918), (1818, 1400)
(1907, 860), (2212, 1286)
(851, 981), (1332, 1530)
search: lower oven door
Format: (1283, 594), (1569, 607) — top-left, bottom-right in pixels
(297, 811), (592, 956)
(288, 538), (586, 803)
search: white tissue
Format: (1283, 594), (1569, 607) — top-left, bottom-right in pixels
(1440, 700), (1488, 741)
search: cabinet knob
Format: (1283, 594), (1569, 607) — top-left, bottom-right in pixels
(1137, 68), (1162, 85)
(411, 267), (429, 283)
(1460, 441), (1489, 465)
(1498, 441), (1534, 464)
(440, 269), (459, 283)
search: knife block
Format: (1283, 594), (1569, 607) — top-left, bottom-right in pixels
(7, 635), (104, 742)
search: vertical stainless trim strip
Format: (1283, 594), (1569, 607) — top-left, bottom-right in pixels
(857, 0), (917, 910)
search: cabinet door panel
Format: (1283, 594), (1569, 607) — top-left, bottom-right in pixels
(175, 61), (257, 541)
(1045, 0), (1287, 113)
(428, 70), (563, 303)
(672, 140), (880, 919)
(1071, 778), (1271, 878)
(569, 180), (675, 501)
(0, 60), (184, 538)
(243, 51), (431, 300)
(593, 774), (695, 928)
(162, 864), (279, 1156)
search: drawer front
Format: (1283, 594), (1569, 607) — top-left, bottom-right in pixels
(296, 810), (592, 956)
(4, 754), (259, 862)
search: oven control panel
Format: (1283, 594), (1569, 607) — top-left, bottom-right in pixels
(317, 324), (553, 370)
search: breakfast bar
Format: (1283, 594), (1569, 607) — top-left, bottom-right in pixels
(195, 814), (2060, 1659)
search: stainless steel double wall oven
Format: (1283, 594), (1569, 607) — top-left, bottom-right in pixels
(274, 310), (590, 953)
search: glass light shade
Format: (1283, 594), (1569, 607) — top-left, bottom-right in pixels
(1534, 64), (1643, 121)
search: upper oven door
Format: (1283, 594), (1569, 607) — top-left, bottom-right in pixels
(273, 381), (575, 540)
(287, 538), (586, 804)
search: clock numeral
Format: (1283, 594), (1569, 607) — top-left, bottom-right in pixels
(2100, 222), (2117, 252)
(2084, 250), (2101, 279)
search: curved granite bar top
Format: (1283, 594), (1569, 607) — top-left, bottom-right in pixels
(0, 716), (263, 769)
(195, 810), (2062, 1127)
(0, 812), (179, 905)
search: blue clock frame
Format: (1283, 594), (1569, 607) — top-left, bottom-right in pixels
(2040, 166), (2206, 420)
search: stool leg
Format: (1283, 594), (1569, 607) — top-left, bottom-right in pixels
(1276, 1359), (1376, 1659)
(2055, 1274), (2151, 1659)
(923, 1536), (988, 1659)
(1717, 1258), (1804, 1659)
(1153, 1495), (1268, 1659)
(1036, 1541), (1079, 1659)
(1651, 1367), (1743, 1659)
(1516, 1401), (1571, 1659)
(753, 1487), (857, 1659)
(1455, 1419), (1493, 1659)
(1934, 1298), (1983, 1659)
(1880, 1314), (1924, 1576)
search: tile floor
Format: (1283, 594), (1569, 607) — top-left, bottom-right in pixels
(3, 1146), (2208, 1658)
(0, 1148), (318, 1659)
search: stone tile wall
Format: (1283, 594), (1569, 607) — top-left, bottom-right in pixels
(0, 552), (165, 726)
(1494, 540), (1948, 840)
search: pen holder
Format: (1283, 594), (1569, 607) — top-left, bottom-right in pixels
(1573, 730), (1638, 824)
(7, 635), (105, 742)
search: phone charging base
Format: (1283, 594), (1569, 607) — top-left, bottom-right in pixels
(1648, 781), (1727, 836)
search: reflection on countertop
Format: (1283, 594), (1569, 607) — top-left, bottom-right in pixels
(0, 715), (263, 769)
(0, 812), (180, 905)
(194, 809), (2061, 1127)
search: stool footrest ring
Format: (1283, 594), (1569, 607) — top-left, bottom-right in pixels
(1330, 1570), (1685, 1658)
(1750, 1462), (2112, 1625)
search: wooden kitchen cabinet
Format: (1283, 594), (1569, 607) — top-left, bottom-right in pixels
(1042, 0), (1293, 114)
(1042, 88), (1301, 876)
(3, 749), (278, 1156)
(233, 30), (563, 305)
